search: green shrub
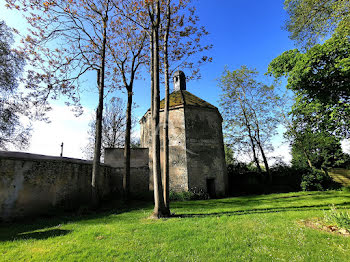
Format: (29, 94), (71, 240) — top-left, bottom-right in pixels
(169, 188), (209, 201)
(324, 205), (350, 231)
(301, 169), (335, 191)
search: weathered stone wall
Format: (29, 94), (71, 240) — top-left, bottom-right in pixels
(0, 152), (121, 221)
(104, 148), (149, 193)
(140, 104), (228, 196)
(184, 107), (227, 197)
(140, 108), (189, 192)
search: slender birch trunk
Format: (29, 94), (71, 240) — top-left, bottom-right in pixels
(91, 15), (108, 206)
(162, 0), (171, 210)
(151, 0), (168, 218)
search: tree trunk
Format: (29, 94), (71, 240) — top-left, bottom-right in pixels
(91, 16), (107, 207)
(253, 119), (271, 182)
(256, 141), (271, 182)
(303, 149), (314, 169)
(151, 0), (169, 218)
(150, 34), (154, 117)
(163, 0), (171, 210)
(240, 103), (261, 173)
(123, 89), (132, 200)
(247, 126), (261, 172)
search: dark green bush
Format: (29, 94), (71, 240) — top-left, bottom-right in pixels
(300, 169), (337, 191)
(227, 162), (306, 195)
(227, 161), (341, 195)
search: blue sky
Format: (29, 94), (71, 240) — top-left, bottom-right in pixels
(132, 0), (296, 118)
(1, 1), (297, 160)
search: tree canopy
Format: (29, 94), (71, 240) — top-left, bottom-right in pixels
(268, 26), (350, 137)
(284, 0), (350, 49)
(268, 26), (350, 104)
(0, 20), (31, 150)
(219, 66), (281, 179)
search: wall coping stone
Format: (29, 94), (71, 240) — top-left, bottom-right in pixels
(0, 151), (110, 167)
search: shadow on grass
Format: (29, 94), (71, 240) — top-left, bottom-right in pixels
(173, 191), (348, 210)
(0, 229), (72, 241)
(173, 202), (350, 219)
(1, 192), (349, 241)
(0, 200), (153, 242)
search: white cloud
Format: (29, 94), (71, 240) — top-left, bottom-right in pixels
(24, 105), (93, 159)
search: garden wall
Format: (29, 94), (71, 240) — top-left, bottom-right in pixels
(104, 148), (149, 194)
(0, 150), (149, 221)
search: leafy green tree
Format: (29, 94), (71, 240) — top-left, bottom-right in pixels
(284, 0), (350, 48)
(268, 27), (350, 138)
(0, 20), (31, 150)
(268, 27), (350, 105)
(281, 92), (349, 172)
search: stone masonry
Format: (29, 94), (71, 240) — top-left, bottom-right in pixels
(140, 71), (228, 197)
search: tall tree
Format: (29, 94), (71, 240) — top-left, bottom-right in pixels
(162, 0), (171, 209)
(219, 66), (281, 181)
(149, 0), (169, 217)
(108, 2), (148, 199)
(284, 0), (350, 49)
(6, 0), (118, 204)
(116, 0), (168, 216)
(161, 0), (212, 208)
(0, 20), (30, 150)
(117, 0), (212, 216)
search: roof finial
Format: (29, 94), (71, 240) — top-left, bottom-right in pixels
(173, 71), (186, 91)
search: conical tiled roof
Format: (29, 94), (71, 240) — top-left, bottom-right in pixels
(159, 90), (217, 110)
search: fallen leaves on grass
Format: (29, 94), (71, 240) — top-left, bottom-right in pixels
(299, 218), (350, 237)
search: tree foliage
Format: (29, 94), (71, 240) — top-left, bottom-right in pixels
(291, 130), (348, 170)
(0, 20), (31, 150)
(5, 0), (119, 110)
(268, 27), (350, 137)
(284, 0), (350, 49)
(219, 66), (281, 180)
(268, 27), (350, 104)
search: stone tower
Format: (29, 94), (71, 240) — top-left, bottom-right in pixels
(140, 71), (227, 197)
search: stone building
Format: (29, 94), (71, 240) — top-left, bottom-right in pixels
(140, 71), (227, 197)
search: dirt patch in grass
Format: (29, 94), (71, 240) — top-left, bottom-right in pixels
(299, 218), (350, 237)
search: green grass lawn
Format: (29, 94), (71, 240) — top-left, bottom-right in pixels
(1, 191), (350, 261)
(330, 168), (350, 187)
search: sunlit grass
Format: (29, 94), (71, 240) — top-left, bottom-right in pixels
(1, 191), (350, 261)
(329, 168), (350, 186)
